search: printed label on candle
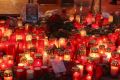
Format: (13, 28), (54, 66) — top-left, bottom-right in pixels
(50, 59), (66, 74)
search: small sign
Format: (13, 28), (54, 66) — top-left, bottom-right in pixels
(50, 59), (66, 74)
(26, 3), (38, 23)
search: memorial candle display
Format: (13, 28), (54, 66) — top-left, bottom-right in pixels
(0, 9), (119, 80)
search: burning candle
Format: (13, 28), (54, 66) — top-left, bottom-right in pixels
(4, 76), (13, 80)
(86, 74), (92, 80)
(69, 15), (74, 22)
(1, 63), (7, 70)
(58, 38), (66, 48)
(77, 64), (84, 77)
(16, 35), (23, 41)
(44, 36), (49, 47)
(4, 70), (13, 80)
(80, 29), (87, 37)
(25, 24), (29, 31)
(72, 67), (80, 80)
(64, 53), (71, 61)
(86, 63), (93, 75)
(43, 51), (48, 66)
(7, 60), (14, 68)
(26, 34), (32, 41)
(111, 65), (119, 76)
(33, 54), (43, 67)
(105, 48), (111, 62)
(17, 17), (23, 27)
(18, 63), (24, 68)
(0, 58), (3, 64)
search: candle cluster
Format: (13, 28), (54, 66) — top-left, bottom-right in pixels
(0, 11), (119, 80)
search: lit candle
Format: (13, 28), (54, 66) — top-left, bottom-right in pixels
(111, 65), (119, 76)
(4, 70), (13, 80)
(80, 29), (87, 37)
(1, 63), (7, 70)
(0, 58), (3, 64)
(58, 38), (66, 48)
(73, 67), (80, 80)
(86, 74), (92, 80)
(17, 17), (23, 27)
(77, 64), (84, 77)
(7, 60), (14, 68)
(64, 54), (71, 61)
(44, 36), (49, 47)
(105, 49), (111, 62)
(4, 76), (13, 80)
(26, 34), (32, 41)
(73, 72), (80, 80)
(43, 51), (48, 65)
(18, 63), (24, 68)
(33, 54), (43, 67)
(25, 24), (29, 31)
(86, 63), (93, 75)
(16, 35), (23, 41)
